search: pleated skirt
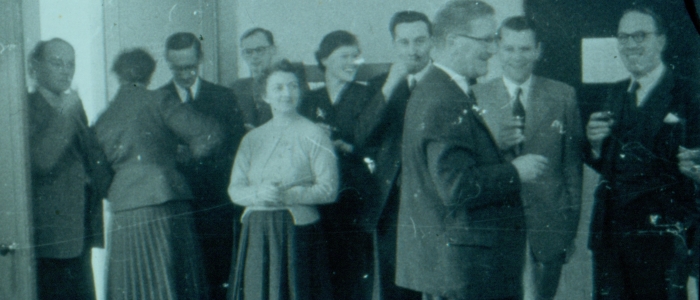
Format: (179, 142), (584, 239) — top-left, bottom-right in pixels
(228, 210), (332, 300)
(107, 200), (208, 300)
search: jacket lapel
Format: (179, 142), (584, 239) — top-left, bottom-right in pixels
(638, 70), (674, 141)
(524, 76), (555, 141)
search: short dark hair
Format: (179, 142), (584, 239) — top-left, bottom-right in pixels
(621, 5), (667, 35)
(29, 38), (73, 64)
(389, 11), (433, 38)
(112, 48), (156, 84)
(499, 16), (540, 43)
(240, 27), (275, 46)
(255, 59), (303, 98)
(315, 30), (359, 72)
(433, 0), (495, 47)
(165, 32), (203, 60)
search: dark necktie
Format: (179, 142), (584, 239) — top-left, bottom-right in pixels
(185, 88), (194, 102)
(628, 81), (640, 106)
(512, 87), (525, 155)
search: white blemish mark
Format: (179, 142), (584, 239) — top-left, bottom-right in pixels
(168, 4), (178, 22)
(410, 217), (417, 237)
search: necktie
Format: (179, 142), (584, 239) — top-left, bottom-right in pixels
(629, 81), (641, 106)
(408, 76), (417, 91)
(185, 88), (194, 102)
(512, 87), (525, 155)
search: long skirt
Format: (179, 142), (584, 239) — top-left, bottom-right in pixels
(228, 210), (332, 300)
(107, 200), (208, 300)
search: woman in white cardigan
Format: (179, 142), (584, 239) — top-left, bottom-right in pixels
(227, 60), (339, 300)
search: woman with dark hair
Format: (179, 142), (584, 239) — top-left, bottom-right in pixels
(298, 30), (375, 300)
(227, 59), (338, 300)
(94, 48), (221, 299)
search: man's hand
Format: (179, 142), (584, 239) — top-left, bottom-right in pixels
(333, 139), (354, 154)
(586, 111), (614, 158)
(498, 117), (525, 150)
(511, 154), (548, 183)
(382, 62), (410, 100)
(678, 146), (700, 183)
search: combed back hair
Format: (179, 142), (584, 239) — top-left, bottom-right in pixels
(432, 0), (495, 47)
(389, 11), (433, 38)
(499, 16), (541, 43)
(112, 48), (156, 85)
(165, 32), (203, 60)
(255, 59), (303, 98)
(240, 27), (275, 45)
(621, 5), (667, 35)
(29, 38), (72, 64)
(314, 30), (359, 72)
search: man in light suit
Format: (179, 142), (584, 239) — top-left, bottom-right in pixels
(231, 28), (276, 130)
(472, 16), (583, 300)
(356, 10), (432, 300)
(586, 6), (700, 299)
(397, 1), (548, 299)
(160, 32), (246, 300)
(28, 38), (111, 300)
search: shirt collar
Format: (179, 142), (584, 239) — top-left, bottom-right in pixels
(409, 61), (432, 83)
(37, 86), (67, 109)
(630, 63), (664, 92)
(174, 77), (201, 102)
(502, 75), (532, 104)
(433, 63), (469, 94)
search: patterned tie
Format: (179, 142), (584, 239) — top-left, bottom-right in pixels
(512, 87), (525, 155)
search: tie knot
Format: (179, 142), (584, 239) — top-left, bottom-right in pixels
(185, 88), (194, 102)
(628, 81), (640, 93)
(408, 76), (417, 90)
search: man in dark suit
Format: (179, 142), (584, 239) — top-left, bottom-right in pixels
(585, 6), (700, 299)
(473, 16), (583, 300)
(397, 1), (548, 299)
(231, 28), (276, 130)
(160, 32), (246, 300)
(28, 38), (110, 300)
(356, 10), (432, 300)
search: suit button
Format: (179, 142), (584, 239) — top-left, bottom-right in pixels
(620, 154), (625, 159)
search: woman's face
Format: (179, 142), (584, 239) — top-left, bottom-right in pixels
(322, 45), (361, 83)
(263, 71), (301, 114)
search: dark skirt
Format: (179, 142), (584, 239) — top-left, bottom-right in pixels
(228, 210), (332, 300)
(107, 200), (208, 300)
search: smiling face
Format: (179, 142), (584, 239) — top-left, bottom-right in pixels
(166, 46), (200, 88)
(449, 16), (498, 78)
(321, 45), (361, 83)
(34, 40), (75, 94)
(617, 11), (666, 78)
(498, 28), (540, 84)
(393, 21), (432, 74)
(263, 71), (301, 115)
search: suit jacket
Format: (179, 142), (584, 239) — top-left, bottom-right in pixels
(354, 73), (411, 231)
(587, 68), (700, 250)
(473, 76), (583, 262)
(94, 85), (222, 212)
(231, 77), (272, 129)
(29, 91), (109, 259)
(396, 66), (525, 298)
(160, 80), (245, 210)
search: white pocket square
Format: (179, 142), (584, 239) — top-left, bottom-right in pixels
(663, 112), (681, 124)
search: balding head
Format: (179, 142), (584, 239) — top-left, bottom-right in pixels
(29, 38), (75, 94)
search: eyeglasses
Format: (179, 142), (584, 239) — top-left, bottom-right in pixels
(616, 31), (658, 44)
(454, 33), (499, 45)
(242, 46), (270, 56)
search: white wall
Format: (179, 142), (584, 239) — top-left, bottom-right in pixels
(232, 0), (524, 80)
(37, 0), (106, 123)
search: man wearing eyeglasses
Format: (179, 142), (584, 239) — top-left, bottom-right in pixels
(473, 16), (583, 300)
(231, 28), (277, 130)
(585, 6), (700, 299)
(397, 1), (547, 299)
(160, 32), (245, 300)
